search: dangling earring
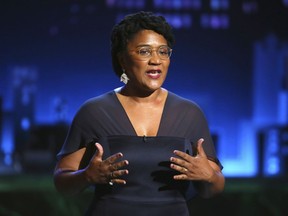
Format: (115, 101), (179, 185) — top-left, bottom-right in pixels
(120, 69), (129, 84)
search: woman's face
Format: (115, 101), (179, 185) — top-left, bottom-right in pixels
(119, 30), (171, 93)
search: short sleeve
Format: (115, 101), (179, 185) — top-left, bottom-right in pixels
(56, 107), (98, 160)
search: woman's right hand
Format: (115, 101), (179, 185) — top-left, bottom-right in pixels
(84, 143), (129, 185)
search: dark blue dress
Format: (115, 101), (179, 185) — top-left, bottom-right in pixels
(57, 90), (222, 216)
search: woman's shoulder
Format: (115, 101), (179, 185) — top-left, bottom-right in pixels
(166, 91), (208, 123)
(74, 90), (116, 117)
(168, 91), (200, 109)
(81, 90), (116, 108)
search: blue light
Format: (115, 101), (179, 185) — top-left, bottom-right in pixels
(173, 0), (182, 9)
(221, 160), (257, 177)
(1, 115), (14, 166)
(264, 129), (281, 176)
(211, 0), (229, 10)
(106, 0), (146, 9)
(200, 14), (229, 29)
(211, 0), (221, 10)
(21, 117), (30, 131)
(153, 0), (201, 9)
(159, 13), (192, 29)
(267, 157), (280, 175)
(278, 91), (288, 124)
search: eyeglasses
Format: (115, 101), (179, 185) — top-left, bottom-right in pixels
(130, 45), (172, 60)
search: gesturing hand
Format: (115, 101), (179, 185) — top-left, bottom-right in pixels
(170, 138), (215, 182)
(84, 143), (129, 185)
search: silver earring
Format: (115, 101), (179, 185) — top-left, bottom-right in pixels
(120, 70), (129, 84)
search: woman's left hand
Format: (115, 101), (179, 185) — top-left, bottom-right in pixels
(170, 138), (215, 182)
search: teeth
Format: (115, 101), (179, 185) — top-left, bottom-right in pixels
(147, 70), (160, 74)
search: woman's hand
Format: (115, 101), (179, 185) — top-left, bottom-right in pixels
(84, 143), (129, 185)
(170, 138), (225, 197)
(54, 142), (129, 196)
(170, 138), (215, 182)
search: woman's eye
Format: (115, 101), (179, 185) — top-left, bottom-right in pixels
(159, 50), (168, 55)
(138, 48), (151, 56)
(159, 49), (168, 56)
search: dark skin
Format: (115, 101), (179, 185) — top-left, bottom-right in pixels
(54, 30), (225, 197)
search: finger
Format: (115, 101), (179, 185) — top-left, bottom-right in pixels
(109, 169), (129, 185)
(91, 143), (103, 161)
(110, 160), (129, 171)
(111, 169), (129, 178)
(173, 174), (188, 180)
(196, 138), (206, 157)
(111, 178), (127, 185)
(170, 156), (187, 167)
(170, 163), (188, 174)
(172, 150), (191, 162)
(105, 152), (124, 165)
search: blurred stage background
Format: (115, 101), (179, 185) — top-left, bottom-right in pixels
(0, 0), (288, 215)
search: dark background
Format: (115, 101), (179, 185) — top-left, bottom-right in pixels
(0, 0), (288, 215)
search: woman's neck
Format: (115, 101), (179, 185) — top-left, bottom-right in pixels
(115, 86), (167, 104)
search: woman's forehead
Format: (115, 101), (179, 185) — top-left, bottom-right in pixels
(127, 30), (167, 47)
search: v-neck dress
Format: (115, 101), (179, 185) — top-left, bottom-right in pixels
(57, 90), (222, 216)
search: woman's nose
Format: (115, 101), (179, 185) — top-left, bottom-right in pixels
(149, 51), (161, 64)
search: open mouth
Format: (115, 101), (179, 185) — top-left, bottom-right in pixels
(146, 70), (161, 79)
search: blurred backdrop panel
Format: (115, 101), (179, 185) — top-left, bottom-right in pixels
(0, 0), (288, 215)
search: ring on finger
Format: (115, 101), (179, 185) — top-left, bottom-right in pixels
(108, 172), (114, 186)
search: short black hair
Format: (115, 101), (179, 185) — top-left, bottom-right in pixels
(110, 11), (175, 77)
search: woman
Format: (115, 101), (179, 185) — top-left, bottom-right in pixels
(54, 11), (225, 216)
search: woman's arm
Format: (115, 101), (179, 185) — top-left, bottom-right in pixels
(54, 148), (92, 196)
(193, 160), (225, 198)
